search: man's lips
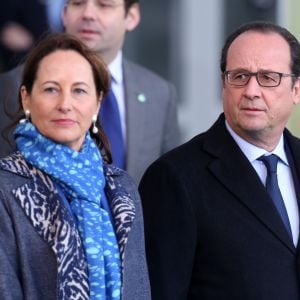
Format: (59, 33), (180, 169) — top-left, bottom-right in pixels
(241, 107), (266, 114)
(243, 107), (263, 110)
(78, 29), (100, 36)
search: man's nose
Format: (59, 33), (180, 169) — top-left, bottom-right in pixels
(82, 0), (97, 20)
(243, 75), (262, 99)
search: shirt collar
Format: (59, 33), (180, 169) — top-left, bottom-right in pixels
(108, 51), (123, 85)
(225, 121), (288, 165)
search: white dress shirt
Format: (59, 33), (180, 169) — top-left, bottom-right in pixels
(108, 51), (126, 145)
(226, 121), (299, 246)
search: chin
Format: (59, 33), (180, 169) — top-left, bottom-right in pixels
(240, 122), (269, 135)
(234, 117), (266, 134)
(238, 115), (266, 128)
(81, 39), (98, 50)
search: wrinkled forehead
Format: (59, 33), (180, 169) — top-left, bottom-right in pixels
(227, 31), (292, 72)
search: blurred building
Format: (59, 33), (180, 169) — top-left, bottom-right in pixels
(124, 0), (300, 142)
(1, 0), (299, 139)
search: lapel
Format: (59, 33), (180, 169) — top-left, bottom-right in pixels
(104, 163), (136, 263)
(284, 131), (300, 251)
(122, 59), (148, 172)
(203, 114), (295, 253)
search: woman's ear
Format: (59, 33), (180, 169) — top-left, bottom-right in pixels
(97, 91), (103, 111)
(20, 86), (30, 111)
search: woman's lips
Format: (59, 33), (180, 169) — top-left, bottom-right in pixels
(52, 119), (77, 125)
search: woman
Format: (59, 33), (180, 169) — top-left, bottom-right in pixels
(0, 33), (150, 300)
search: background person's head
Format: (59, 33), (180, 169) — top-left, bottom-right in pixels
(220, 21), (300, 150)
(16, 33), (111, 160)
(62, 0), (140, 64)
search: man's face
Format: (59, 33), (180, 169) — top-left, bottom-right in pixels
(222, 31), (300, 148)
(62, 0), (140, 64)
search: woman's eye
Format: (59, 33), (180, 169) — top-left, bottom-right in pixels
(44, 87), (58, 93)
(74, 88), (87, 94)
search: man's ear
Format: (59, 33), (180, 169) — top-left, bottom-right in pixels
(292, 77), (300, 105)
(125, 3), (141, 32)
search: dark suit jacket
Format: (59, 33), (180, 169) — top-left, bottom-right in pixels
(0, 60), (179, 184)
(139, 113), (300, 300)
(123, 59), (179, 183)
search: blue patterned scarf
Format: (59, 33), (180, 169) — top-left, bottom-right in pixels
(14, 122), (121, 300)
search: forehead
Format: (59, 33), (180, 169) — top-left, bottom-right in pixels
(69, 0), (125, 5)
(226, 31), (291, 71)
(36, 50), (94, 80)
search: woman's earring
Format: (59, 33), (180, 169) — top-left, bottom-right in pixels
(92, 114), (98, 134)
(19, 109), (31, 123)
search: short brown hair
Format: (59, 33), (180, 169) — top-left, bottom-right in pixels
(125, 0), (139, 13)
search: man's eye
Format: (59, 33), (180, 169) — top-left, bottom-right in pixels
(69, 0), (85, 6)
(260, 73), (277, 82)
(97, 0), (117, 8)
(233, 73), (248, 80)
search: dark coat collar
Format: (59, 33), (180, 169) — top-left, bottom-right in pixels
(202, 114), (300, 253)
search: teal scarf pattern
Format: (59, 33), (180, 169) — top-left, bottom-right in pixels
(14, 122), (121, 300)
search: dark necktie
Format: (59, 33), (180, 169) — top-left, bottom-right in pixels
(100, 88), (125, 169)
(259, 154), (292, 238)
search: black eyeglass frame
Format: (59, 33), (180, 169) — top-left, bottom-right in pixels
(224, 70), (296, 87)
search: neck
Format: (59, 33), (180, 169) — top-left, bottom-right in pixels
(240, 129), (283, 152)
(97, 49), (120, 66)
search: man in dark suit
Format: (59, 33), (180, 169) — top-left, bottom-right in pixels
(139, 21), (300, 299)
(0, 0), (179, 184)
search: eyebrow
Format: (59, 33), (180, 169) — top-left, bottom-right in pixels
(42, 81), (59, 85)
(41, 81), (90, 86)
(73, 81), (90, 87)
(229, 68), (277, 73)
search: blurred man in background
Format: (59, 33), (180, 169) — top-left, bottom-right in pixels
(0, 0), (179, 184)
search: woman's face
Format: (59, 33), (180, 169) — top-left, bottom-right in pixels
(21, 49), (101, 151)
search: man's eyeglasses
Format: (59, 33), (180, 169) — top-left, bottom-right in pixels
(224, 70), (296, 87)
